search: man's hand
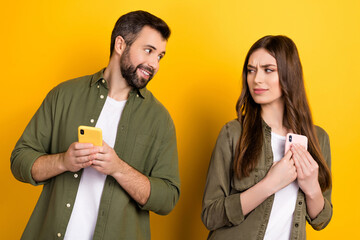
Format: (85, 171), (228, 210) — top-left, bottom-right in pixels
(91, 141), (123, 176)
(91, 141), (151, 205)
(62, 142), (100, 172)
(31, 142), (99, 182)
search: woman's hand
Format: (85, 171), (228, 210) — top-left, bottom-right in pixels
(290, 144), (321, 196)
(264, 150), (297, 194)
(291, 144), (324, 219)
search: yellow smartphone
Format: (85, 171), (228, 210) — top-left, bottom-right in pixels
(78, 126), (103, 146)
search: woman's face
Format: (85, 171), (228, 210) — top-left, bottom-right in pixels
(246, 48), (282, 107)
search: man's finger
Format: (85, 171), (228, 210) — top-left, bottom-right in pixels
(73, 142), (94, 150)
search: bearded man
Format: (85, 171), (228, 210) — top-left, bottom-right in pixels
(11, 10), (180, 240)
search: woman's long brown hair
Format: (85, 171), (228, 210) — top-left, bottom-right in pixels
(234, 35), (332, 191)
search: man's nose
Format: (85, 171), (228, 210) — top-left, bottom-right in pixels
(148, 57), (159, 72)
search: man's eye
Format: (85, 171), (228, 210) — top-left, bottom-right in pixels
(158, 55), (163, 61)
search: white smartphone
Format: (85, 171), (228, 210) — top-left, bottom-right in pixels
(78, 126), (103, 146)
(284, 133), (308, 154)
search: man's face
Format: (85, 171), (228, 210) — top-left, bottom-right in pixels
(120, 26), (167, 89)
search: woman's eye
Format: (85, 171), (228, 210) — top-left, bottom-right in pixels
(247, 69), (255, 73)
(145, 49), (151, 53)
(265, 69), (274, 73)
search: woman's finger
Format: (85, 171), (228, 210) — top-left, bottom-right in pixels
(294, 144), (313, 166)
(292, 144), (311, 170)
(293, 157), (303, 178)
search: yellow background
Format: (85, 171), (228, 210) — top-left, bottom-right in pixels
(1, 0), (359, 239)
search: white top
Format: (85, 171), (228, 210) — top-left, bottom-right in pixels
(64, 96), (126, 240)
(264, 132), (299, 240)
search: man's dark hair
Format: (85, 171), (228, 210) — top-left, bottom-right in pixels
(110, 10), (171, 57)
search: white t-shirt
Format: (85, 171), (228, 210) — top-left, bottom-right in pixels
(264, 132), (299, 240)
(64, 96), (126, 240)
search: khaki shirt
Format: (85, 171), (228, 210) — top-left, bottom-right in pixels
(202, 120), (332, 240)
(11, 69), (180, 240)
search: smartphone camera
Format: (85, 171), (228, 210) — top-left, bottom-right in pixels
(80, 129), (85, 135)
(289, 135), (292, 142)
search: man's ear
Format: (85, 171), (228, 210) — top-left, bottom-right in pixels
(113, 36), (126, 56)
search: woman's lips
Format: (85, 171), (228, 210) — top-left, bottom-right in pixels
(254, 88), (268, 94)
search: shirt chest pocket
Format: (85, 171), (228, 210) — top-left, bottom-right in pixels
(130, 134), (159, 174)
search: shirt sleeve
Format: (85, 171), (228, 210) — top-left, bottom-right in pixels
(139, 115), (180, 215)
(201, 123), (245, 231)
(306, 127), (333, 230)
(10, 88), (57, 186)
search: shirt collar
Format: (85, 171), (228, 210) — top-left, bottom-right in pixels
(90, 68), (146, 99)
(129, 88), (146, 99)
(90, 68), (106, 87)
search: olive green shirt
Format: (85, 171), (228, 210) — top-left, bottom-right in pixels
(201, 120), (332, 240)
(11, 69), (180, 240)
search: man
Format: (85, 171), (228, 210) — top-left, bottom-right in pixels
(11, 10), (180, 240)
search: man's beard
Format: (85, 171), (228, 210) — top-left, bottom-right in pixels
(120, 47), (154, 90)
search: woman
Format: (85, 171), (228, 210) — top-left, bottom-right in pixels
(201, 35), (332, 240)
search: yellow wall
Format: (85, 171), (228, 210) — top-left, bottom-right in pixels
(1, 0), (359, 239)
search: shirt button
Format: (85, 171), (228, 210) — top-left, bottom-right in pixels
(57, 233), (62, 237)
(102, 79), (105, 83)
(74, 173), (78, 178)
(97, 85), (100, 89)
(90, 119), (95, 123)
(136, 94), (139, 97)
(66, 203), (71, 208)
(100, 95), (104, 99)
(295, 223), (299, 227)
(298, 201), (302, 205)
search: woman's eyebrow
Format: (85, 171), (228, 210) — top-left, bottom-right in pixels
(260, 64), (277, 68)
